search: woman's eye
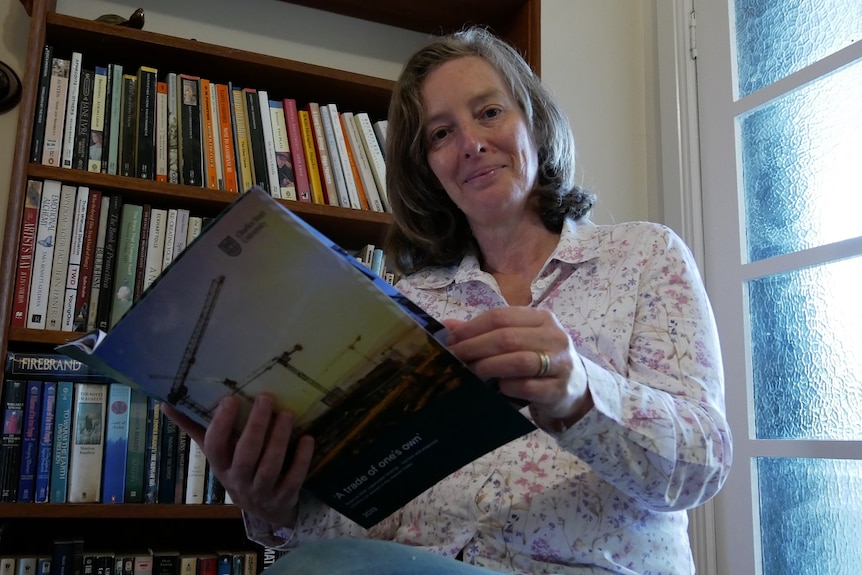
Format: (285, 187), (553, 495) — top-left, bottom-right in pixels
(429, 128), (448, 142)
(483, 107), (502, 119)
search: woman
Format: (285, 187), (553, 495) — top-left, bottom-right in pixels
(165, 27), (732, 574)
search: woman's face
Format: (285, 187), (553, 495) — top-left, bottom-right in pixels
(420, 56), (539, 227)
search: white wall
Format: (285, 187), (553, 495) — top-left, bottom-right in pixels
(0, 0), (655, 256)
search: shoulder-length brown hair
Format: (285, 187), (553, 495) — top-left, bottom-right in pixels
(384, 27), (595, 275)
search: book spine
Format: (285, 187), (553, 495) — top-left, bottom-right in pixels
(108, 203), (143, 328)
(243, 89), (269, 194)
(41, 57), (70, 167)
(106, 64), (124, 175)
(372, 119), (388, 152)
(342, 111), (383, 212)
(186, 216), (203, 244)
(88, 66), (108, 172)
(49, 381), (74, 503)
(119, 74), (138, 177)
(177, 74), (203, 187)
(143, 398), (161, 504)
(298, 109), (326, 205)
(318, 104), (350, 208)
(72, 188), (102, 332)
(230, 87), (254, 193)
(11, 180), (42, 327)
(337, 112), (370, 210)
(143, 207), (167, 292)
(72, 67), (94, 171)
(204, 464), (225, 504)
(44, 183), (76, 331)
(172, 209), (190, 257)
(135, 66), (158, 180)
(282, 98), (311, 202)
(184, 438), (206, 504)
(208, 81), (225, 190)
(60, 51), (82, 169)
(161, 208), (177, 268)
(99, 63), (114, 173)
(325, 104), (362, 209)
(96, 194), (123, 332)
(16, 381), (43, 502)
(267, 101), (296, 201)
(0, 380), (26, 502)
(257, 91), (280, 198)
(155, 81), (168, 183)
(157, 413), (178, 503)
(122, 388), (148, 502)
(200, 78), (219, 190)
(216, 83), (238, 193)
(61, 186), (91, 331)
(306, 102), (339, 206)
(67, 382), (108, 503)
(354, 112), (389, 211)
(86, 196), (111, 331)
(101, 382), (131, 503)
(30, 44), (54, 163)
(132, 204), (152, 301)
(173, 427), (188, 504)
(166, 72), (179, 184)
(26, 179), (60, 329)
(34, 380), (56, 503)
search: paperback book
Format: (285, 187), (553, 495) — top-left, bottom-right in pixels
(57, 187), (534, 528)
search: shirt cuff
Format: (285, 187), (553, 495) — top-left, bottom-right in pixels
(242, 511), (296, 550)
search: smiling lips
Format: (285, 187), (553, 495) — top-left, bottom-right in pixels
(464, 165), (505, 185)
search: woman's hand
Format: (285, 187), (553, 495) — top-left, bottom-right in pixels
(443, 307), (593, 432)
(162, 393), (314, 528)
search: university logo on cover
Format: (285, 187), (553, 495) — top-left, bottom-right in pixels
(218, 236), (241, 257)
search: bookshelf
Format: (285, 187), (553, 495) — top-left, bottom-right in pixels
(1, 0), (540, 559)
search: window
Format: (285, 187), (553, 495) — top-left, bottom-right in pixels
(694, 0), (862, 573)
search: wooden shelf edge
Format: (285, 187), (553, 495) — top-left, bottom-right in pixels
(0, 503), (242, 519)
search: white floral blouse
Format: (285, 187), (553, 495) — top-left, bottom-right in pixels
(245, 218), (733, 575)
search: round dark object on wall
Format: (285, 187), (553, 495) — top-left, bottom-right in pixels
(0, 60), (22, 114)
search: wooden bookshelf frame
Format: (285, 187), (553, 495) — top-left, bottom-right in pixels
(1, 0), (541, 554)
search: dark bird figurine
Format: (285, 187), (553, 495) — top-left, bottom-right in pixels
(95, 8), (145, 29)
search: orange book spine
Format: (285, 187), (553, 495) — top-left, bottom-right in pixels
(199, 78), (218, 190)
(216, 83), (238, 193)
(298, 110), (325, 205)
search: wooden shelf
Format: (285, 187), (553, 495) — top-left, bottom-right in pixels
(0, 503), (241, 519)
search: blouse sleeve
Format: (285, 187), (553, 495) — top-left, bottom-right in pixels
(558, 225), (732, 511)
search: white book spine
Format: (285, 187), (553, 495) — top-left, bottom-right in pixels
(269, 102), (297, 201)
(186, 215), (203, 244)
(27, 180), (62, 328)
(308, 103), (339, 206)
(61, 186), (90, 331)
(167, 72), (179, 184)
(342, 111), (384, 212)
(162, 208), (178, 268)
(184, 439), (207, 504)
(44, 184), (77, 330)
(319, 104), (350, 208)
(355, 112), (389, 211)
(88, 67), (108, 172)
(61, 51), (83, 169)
(143, 208), (167, 292)
(257, 90), (281, 199)
(326, 104), (362, 209)
(42, 57), (70, 167)
(173, 208), (190, 257)
(67, 382), (108, 503)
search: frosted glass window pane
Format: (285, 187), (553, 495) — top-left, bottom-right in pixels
(749, 256), (862, 440)
(740, 60), (862, 263)
(734, 0), (862, 97)
(757, 457), (862, 575)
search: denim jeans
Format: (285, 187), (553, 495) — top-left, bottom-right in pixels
(268, 539), (507, 574)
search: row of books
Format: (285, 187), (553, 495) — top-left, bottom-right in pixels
(354, 243), (397, 285)
(11, 179), (207, 332)
(0, 352), (228, 505)
(30, 44), (391, 212)
(0, 547), (268, 575)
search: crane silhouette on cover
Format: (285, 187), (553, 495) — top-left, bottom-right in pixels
(163, 274), (345, 420)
